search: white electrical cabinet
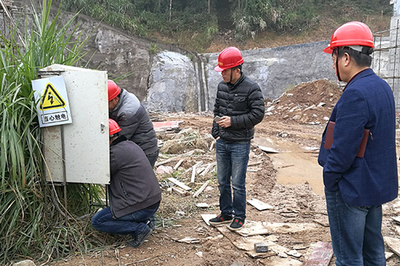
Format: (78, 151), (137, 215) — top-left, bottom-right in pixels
(38, 64), (110, 184)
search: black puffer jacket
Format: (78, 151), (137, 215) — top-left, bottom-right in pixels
(109, 89), (158, 156)
(212, 73), (265, 142)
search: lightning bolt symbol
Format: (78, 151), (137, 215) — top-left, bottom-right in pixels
(48, 93), (54, 105)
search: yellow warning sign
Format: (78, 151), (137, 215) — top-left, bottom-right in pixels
(39, 83), (66, 110)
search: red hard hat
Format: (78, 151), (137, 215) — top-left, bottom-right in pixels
(108, 80), (121, 101)
(214, 47), (244, 72)
(109, 118), (121, 136)
(323, 21), (374, 54)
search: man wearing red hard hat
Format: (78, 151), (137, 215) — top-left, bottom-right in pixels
(108, 80), (159, 168)
(91, 119), (161, 248)
(318, 21), (398, 265)
(209, 47), (265, 230)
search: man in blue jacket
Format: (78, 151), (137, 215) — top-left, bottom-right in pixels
(318, 21), (398, 265)
(209, 47), (265, 230)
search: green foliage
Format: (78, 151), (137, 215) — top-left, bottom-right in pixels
(149, 43), (159, 54)
(62, 0), (217, 50)
(0, 0), (105, 264)
(327, 0), (392, 15)
(232, 0), (318, 35)
(61, 0), (392, 51)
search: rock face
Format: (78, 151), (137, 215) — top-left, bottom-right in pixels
(87, 24), (338, 113)
(144, 51), (198, 112)
(91, 28), (151, 101)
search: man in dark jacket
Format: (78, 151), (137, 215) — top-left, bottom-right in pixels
(209, 47), (265, 230)
(91, 119), (162, 248)
(108, 80), (159, 168)
(319, 21), (398, 265)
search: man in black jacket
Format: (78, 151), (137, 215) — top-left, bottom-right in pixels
(209, 47), (265, 230)
(91, 119), (162, 248)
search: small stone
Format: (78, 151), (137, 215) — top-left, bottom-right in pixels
(254, 242), (269, 253)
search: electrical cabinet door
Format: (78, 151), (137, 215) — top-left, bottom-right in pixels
(39, 64), (109, 184)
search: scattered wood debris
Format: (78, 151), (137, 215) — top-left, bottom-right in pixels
(392, 216), (400, 224)
(167, 177), (191, 191)
(153, 121), (183, 132)
(247, 198), (274, 211)
(195, 203), (209, 208)
(176, 237), (200, 244)
(171, 186), (190, 196)
(193, 180), (210, 198)
(258, 145), (279, 153)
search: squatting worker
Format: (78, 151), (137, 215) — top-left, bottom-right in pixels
(318, 21), (398, 265)
(108, 80), (159, 168)
(209, 47), (265, 230)
(91, 119), (161, 248)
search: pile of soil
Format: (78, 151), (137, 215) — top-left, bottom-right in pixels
(264, 79), (343, 124)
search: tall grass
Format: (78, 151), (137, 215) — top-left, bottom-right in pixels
(0, 0), (104, 264)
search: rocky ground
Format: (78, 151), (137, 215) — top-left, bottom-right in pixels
(50, 79), (400, 266)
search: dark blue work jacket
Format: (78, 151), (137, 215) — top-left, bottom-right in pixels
(318, 68), (398, 206)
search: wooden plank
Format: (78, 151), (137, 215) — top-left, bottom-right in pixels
(196, 203), (209, 208)
(258, 145), (279, 153)
(247, 198), (273, 211)
(172, 186), (189, 196)
(200, 162), (216, 176)
(248, 161), (263, 166)
(193, 180), (210, 198)
(155, 155), (180, 167)
(173, 158), (185, 170)
(384, 237), (400, 257)
(392, 216), (400, 224)
(152, 120), (183, 131)
(168, 177), (191, 191)
(303, 242), (333, 266)
(191, 161), (203, 183)
(201, 214), (216, 226)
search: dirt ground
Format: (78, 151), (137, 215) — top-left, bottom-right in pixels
(50, 80), (400, 266)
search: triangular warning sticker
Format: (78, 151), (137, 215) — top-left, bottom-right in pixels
(39, 83), (66, 110)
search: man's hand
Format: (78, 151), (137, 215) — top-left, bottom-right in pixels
(216, 116), (231, 128)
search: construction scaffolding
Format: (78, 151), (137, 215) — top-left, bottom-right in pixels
(373, 15), (400, 110)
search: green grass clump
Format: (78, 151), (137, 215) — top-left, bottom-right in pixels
(0, 0), (105, 264)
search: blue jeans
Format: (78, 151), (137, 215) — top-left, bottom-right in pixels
(325, 189), (385, 266)
(91, 206), (158, 237)
(216, 138), (250, 220)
